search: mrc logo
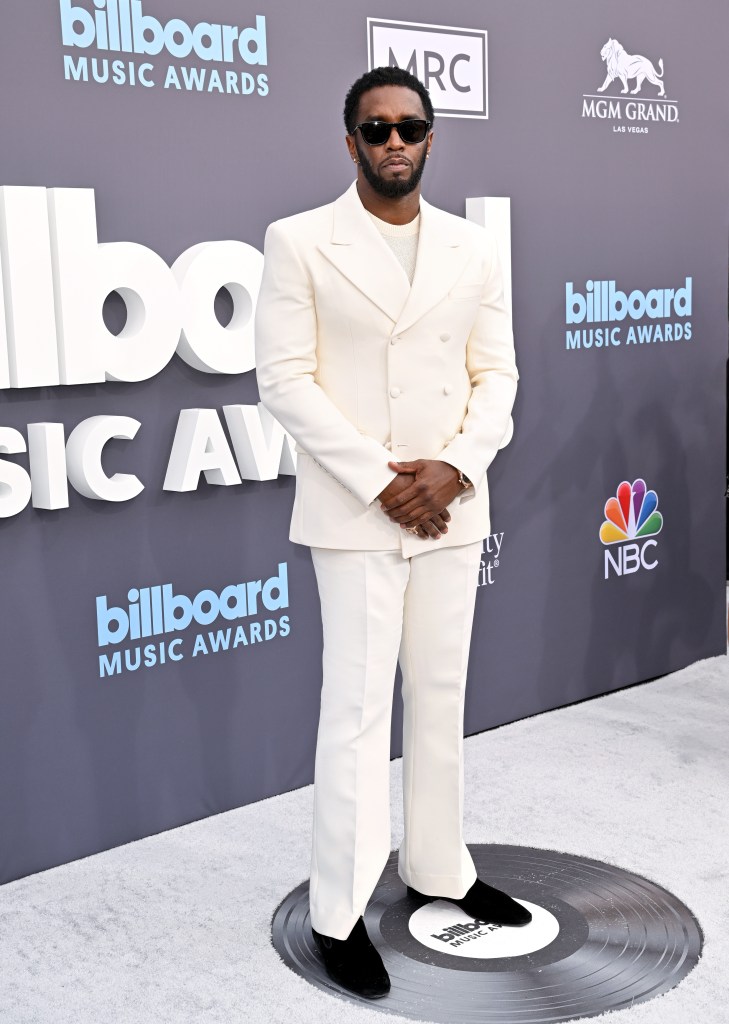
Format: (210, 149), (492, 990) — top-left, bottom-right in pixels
(368, 18), (487, 118)
(600, 479), (664, 579)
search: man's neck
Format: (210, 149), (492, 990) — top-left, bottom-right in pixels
(355, 181), (420, 226)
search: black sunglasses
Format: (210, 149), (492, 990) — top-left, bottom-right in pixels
(353, 118), (431, 146)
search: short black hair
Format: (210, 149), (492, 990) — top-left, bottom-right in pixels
(343, 66), (435, 134)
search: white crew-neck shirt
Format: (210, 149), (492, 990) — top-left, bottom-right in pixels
(366, 209), (420, 284)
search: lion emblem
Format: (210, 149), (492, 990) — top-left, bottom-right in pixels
(597, 38), (665, 96)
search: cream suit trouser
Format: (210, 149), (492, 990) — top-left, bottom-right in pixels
(308, 541), (482, 939)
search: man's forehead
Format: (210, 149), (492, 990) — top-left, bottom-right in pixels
(357, 84), (426, 119)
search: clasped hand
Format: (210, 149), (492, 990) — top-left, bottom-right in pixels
(377, 459), (463, 540)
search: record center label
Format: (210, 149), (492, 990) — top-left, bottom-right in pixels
(408, 899), (559, 958)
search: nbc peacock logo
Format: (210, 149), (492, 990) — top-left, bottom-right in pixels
(600, 479), (663, 579)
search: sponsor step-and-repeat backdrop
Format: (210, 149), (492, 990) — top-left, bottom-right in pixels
(0, 0), (726, 883)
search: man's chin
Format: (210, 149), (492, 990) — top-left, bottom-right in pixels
(371, 174), (418, 199)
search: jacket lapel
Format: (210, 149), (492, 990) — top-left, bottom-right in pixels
(316, 182), (410, 323)
(393, 197), (472, 335)
(316, 183), (473, 331)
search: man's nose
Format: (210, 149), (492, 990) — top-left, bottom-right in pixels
(385, 125), (404, 148)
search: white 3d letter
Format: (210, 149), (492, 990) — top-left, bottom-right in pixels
(163, 408), (242, 491)
(48, 188), (181, 384)
(0, 427), (32, 518)
(0, 187), (60, 387)
(173, 241), (263, 374)
(223, 403), (296, 480)
(28, 422), (70, 510)
(66, 415), (144, 501)
(465, 195), (514, 449)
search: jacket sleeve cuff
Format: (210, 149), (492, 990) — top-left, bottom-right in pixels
(435, 451), (484, 505)
(362, 462), (400, 507)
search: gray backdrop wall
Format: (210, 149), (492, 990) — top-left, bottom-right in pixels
(0, 0), (726, 884)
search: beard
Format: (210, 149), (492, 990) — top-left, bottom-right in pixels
(355, 137), (428, 198)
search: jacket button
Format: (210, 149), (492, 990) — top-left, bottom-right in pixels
(440, 333), (450, 342)
(390, 335), (399, 345)
(390, 387), (401, 398)
(443, 383), (453, 395)
(384, 440), (392, 450)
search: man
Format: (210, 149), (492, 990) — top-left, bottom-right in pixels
(255, 67), (526, 999)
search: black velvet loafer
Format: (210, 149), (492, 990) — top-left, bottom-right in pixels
(311, 916), (391, 999)
(407, 877), (532, 927)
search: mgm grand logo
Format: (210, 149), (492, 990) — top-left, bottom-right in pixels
(582, 37), (678, 132)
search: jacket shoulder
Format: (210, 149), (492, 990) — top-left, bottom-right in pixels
(265, 199), (335, 245)
(423, 198), (498, 252)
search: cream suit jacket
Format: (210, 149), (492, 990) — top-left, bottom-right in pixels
(254, 181), (518, 557)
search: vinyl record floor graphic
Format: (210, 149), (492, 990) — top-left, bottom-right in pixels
(271, 844), (703, 1023)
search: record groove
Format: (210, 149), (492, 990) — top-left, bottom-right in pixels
(271, 844), (702, 1022)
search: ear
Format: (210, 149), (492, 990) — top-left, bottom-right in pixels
(426, 130), (434, 158)
(345, 132), (358, 164)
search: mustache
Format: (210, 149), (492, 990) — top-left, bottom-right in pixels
(380, 156), (412, 168)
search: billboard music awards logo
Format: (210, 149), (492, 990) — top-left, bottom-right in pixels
(564, 277), (692, 352)
(59, 0), (269, 95)
(582, 37), (678, 133)
(408, 899), (559, 959)
(600, 479), (663, 579)
(368, 18), (488, 118)
(95, 562), (290, 677)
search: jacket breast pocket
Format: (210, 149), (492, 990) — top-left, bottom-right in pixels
(449, 283), (482, 300)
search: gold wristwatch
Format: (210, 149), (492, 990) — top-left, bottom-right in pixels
(457, 470), (472, 491)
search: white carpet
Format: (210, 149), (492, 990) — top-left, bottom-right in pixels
(0, 646), (726, 1024)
